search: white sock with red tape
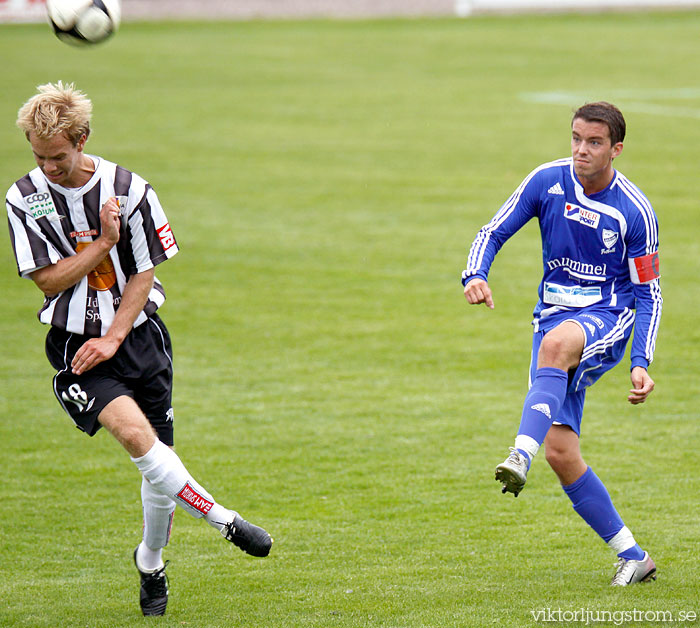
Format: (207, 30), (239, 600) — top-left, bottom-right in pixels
(131, 439), (234, 531)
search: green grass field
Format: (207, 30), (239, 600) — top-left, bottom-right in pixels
(1, 11), (699, 628)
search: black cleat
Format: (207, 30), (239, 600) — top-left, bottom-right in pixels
(221, 513), (273, 557)
(134, 549), (169, 616)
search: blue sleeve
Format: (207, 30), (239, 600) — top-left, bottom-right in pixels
(626, 210), (662, 369)
(630, 280), (662, 369)
(461, 169), (541, 285)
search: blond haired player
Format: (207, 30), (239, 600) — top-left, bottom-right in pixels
(6, 82), (272, 616)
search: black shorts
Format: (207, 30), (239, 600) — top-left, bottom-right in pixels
(46, 314), (175, 445)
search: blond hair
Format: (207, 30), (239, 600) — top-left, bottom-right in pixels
(16, 81), (92, 145)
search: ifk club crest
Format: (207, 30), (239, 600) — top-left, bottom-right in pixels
(602, 229), (618, 249)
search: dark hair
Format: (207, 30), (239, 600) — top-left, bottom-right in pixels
(572, 102), (626, 145)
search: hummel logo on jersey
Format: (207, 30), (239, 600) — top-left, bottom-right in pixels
(547, 183), (564, 195)
(61, 383), (95, 413)
(530, 403), (551, 419)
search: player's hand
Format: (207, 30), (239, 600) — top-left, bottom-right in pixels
(71, 336), (120, 375)
(99, 197), (121, 245)
(628, 366), (654, 404)
(464, 278), (494, 309)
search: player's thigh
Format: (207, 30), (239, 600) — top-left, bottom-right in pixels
(52, 361), (134, 438)
(537, 321), (586, 370)
(98, 395), (157, 458)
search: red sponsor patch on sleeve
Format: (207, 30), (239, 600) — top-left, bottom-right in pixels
(629, 251), (660, 284)
(157, 223), (177, 252)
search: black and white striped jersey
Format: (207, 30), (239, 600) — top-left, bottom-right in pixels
(6, 155), (179, 336)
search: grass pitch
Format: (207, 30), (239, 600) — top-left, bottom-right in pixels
(1, 11), (699, 628)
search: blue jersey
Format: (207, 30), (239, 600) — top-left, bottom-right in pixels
(462, 157), (662, 369)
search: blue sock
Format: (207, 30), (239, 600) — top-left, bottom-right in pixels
(563, 467), (645, 560)
(618, 544), (645, 561)
(517, 367), (568, 445)
(515, 449), (532, 468)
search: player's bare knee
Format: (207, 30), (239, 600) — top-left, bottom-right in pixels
(545, 444), (585, 480)
(115, 423), (156, 457)
(99, 402), (156, 457)
(538, 334), (564, 365)
(538, 337), (579, 371)
(544, 445), (566, 472)
(545, 440), (572, 468)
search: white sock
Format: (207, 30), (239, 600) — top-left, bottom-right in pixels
(607, 525), (637, 553)
(205, 504), (236, 532)
(514, 434), (540, 461)
(141, 477), (176, 549)
(131, 440), (230, 525)
(135, 541), (164, 572)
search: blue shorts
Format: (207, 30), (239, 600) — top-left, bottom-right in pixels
(529, 307), (635, 434)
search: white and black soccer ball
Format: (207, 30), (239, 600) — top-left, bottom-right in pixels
(46, 0), (121, 46)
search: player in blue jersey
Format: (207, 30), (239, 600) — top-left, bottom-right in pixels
(462, 102), (662, 586)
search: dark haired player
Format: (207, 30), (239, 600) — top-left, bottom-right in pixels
(462, 102), (661, 586)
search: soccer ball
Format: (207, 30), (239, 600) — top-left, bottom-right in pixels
(46, 0), (121, 46)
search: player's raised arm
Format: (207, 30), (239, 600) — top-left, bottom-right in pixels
(30, 197), (121, 296)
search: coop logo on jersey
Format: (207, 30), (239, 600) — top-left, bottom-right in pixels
(25, 192), (61, 222)
(564, 203), (600, 229)
(177, 482), (213, 515)
(157, 223), (177, 252)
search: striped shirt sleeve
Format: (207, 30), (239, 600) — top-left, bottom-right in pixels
(6, 186), (63, 278)
(127, 184), (178, 274)
(617, 175), (662, 368)
(462, 166), (541, 285)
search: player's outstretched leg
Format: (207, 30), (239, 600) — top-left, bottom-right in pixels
(496, 367), (568, 497)
(496, 367), (568, 496)
(131, 440), (273, 556)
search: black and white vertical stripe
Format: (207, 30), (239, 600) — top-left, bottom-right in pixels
(6, 156), (178, 336)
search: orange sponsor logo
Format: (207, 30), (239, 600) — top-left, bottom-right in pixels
(75, 242), (117, 291)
